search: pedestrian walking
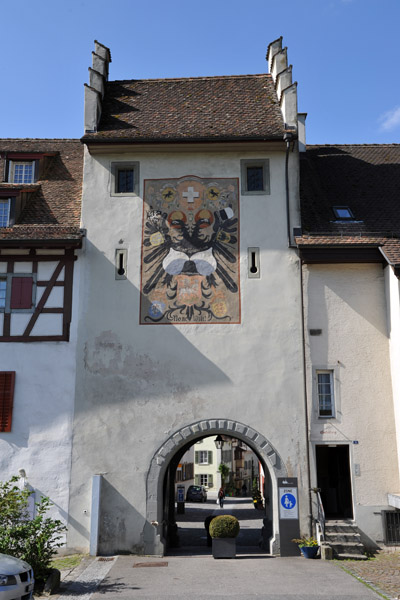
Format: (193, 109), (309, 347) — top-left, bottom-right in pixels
(218, 486), (225, 508)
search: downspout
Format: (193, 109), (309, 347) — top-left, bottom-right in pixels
(300, 258), (313, 537)
(284, 131), (293, 247)
(285, 129), (313, 535)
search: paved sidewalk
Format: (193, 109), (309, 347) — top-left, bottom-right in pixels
(54, 554), (384, 600)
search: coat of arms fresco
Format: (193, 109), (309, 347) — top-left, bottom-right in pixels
(140, 176), (240, 324)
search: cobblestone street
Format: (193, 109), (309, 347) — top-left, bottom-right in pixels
(336, 551), (400, 600)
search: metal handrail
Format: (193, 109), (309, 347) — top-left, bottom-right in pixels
(315, 490), (325, 543)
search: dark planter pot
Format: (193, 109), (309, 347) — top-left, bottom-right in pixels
(212, 537), (236, 558)
(300, 546), (319, 559)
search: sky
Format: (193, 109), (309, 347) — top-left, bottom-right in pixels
(1, 0), (399, 144)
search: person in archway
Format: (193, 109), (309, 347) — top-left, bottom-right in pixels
(241, 483), (247, 497)
(218, 486), (225, 508)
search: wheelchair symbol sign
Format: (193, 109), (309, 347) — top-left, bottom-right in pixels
(279, 488), (298, 519)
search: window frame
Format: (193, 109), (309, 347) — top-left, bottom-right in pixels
(198, 450), (208, 465)
(0, 274), (37, 313)
(8, 160), (36, 184)
(0, 198), (11, 228)
(240, 159), (270, 195)
(110, 161), (140, 197)
(315, 369), (335, 418)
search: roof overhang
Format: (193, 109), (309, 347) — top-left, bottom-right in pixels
(0, 238), (83, 250)
(297, 245), (385, 264)
(82, 138), (287, 155)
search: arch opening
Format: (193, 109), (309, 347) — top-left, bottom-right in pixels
(146, 419), (288, 556)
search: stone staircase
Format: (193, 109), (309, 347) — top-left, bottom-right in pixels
(324, 520), (367, 560)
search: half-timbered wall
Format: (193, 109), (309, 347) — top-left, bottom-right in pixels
(0, 249), (75, 341)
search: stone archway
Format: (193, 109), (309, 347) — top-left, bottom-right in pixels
(144, 418), (288, 555)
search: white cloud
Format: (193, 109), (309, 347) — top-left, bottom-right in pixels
(378, 106), (400, 132)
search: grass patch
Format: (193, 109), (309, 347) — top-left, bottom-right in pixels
(50, 554), (85, 571)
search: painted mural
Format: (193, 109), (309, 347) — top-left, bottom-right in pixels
(140, 176), (240, 324)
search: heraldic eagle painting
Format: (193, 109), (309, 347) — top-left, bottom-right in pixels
(140, 176), (240, 324)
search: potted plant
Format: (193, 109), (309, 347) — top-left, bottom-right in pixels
(292, 536), (320, 559)
(252, 487), (263, 510)
(209, 515), (240, 558)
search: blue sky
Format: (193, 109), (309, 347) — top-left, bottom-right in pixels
(1, 0), (399, 144)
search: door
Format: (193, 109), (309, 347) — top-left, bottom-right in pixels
(316, 445), (353, 519)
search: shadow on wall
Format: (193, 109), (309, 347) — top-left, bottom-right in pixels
(99, 477), (153, 555)
(77, 239), (233, 413)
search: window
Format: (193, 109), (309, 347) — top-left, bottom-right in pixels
(111, 162), (140, 196)
(0, 372), (15, 432)
(241, 159), (270, 195)
(199, 451), (208, 464)
(195, 474), (214, 487)
(195, 450), (213, 465)
(0, 279), (6, 308)
(9, 161), (35, 184)
(332, 206), (354, 220)
(0, 199), (10, 227)
(317, 370), (334, 417)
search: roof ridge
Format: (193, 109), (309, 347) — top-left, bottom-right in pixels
(0, 138), (81, 142)
(108, 73), (270, 85)
(306, 143), (400, 148)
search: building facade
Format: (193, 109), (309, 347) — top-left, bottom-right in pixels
(0, 140), (83, 531)
(1, 38), (400, 557)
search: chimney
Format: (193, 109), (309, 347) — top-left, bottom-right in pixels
(298, 113), (307, 152)
(266, 37), (283, 74)
(266, 37), (299, 133)
(84, 41), (111, 134)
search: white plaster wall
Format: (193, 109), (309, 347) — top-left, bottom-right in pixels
(385, 266), (400, 482)
(304, 263), (399, 544)
(69, 147), (308, 553)
(0, 259), (81, 528)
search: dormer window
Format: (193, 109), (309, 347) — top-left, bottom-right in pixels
(332, 206), (354, 220)
(9, 161), (35, 184)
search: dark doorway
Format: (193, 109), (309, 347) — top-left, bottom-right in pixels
(316, 445), (353, 519)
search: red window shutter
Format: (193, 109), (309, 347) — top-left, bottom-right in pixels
(10, 277), (33, 309)
(0, 372), (15, 432)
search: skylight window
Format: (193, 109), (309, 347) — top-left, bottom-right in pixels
(332, 206), (354, 220)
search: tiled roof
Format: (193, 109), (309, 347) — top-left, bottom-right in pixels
(0, 139), (83, 244)
(83, 74), (285, 142)
(298, 145), (400, 264)
(0, 225), (82, 242)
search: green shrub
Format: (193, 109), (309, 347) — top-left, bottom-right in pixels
(209, 515), (240, 538)
(0, 477), (67, 582)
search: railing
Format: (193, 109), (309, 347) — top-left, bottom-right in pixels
(314, 489), (325, 544)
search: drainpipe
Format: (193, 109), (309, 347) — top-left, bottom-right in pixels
(300, 259), (313, 537)
(283, 131), (293, 247)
